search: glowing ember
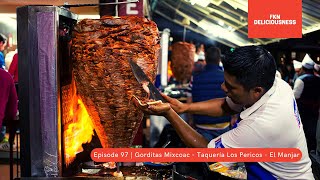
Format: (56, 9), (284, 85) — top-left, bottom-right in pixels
(64, 82), (95, 165)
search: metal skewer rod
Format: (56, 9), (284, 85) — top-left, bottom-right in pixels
(183, 26), (186, 42)
(116, 162), (120, 173)
(61, 0), (139, 8)
(115, 0), (119, 17)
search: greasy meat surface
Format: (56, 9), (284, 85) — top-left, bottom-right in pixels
(72, 16), (160, 148)
(171, 42), (195, 83)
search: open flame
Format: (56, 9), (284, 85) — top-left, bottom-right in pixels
(64, 82), (95, 165)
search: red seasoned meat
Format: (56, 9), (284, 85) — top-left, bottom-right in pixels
(72, 16), (160, 148)
(171, 42), (195, 83)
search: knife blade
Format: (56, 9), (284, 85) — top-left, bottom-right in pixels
(129, 59), (166, 102)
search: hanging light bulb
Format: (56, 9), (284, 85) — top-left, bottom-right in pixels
(182, 18), (190, 26)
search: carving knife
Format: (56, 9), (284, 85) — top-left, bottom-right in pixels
(129, 59), (166, 102)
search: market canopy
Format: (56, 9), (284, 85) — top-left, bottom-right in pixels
(151, 0), (320, 47)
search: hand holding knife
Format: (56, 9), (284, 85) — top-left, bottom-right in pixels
(129, 59), (166, 102)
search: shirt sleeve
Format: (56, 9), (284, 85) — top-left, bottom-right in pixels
(208, 119), (261, 148)
(0, 53), (5, 69)
(8, 54), (18, 78)
(293, 78), (304, 99)
(4, 78), (18, 122)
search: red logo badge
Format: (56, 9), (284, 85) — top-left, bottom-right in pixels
(248, 0), (302, 38)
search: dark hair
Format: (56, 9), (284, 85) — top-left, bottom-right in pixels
(0, 33), (6, 44)
(222, 46), (276, 91)
(205, 46), (221, 65)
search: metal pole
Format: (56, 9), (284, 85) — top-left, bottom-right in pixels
(115, 0), (119, 16)
(62, 0), (138, 8)
(183, 26), (186, 42)
(17, 132), (19, 178)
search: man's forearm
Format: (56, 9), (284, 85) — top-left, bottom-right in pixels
(165, 108), (208, 148)
(185, 98), (228, 117)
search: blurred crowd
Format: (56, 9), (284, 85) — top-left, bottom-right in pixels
(0, 33), (18, 151)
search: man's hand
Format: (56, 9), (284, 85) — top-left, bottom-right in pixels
(161, 93), (189, 114)
(132, 95), (209, 148)
(132, 96), (171, 116)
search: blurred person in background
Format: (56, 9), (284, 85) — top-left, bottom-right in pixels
(192, 50), (206, 73)
(277, 57), (288, 80)
(284, 64), (295, 87)
(314, 63), (320, 77)
(5, 48), (17, 70)
(314, 63), (320, 155)
(293, 54), (320, 151)
(0, 33), (8, 147)
(0, 68), (18, 150)
(8, 53), (18, 82)
(194, 43), (205, 62)
(293, 60), (302, 83)
(8, 53), (18, 94)
(190, 47), (231, 141)
(0, 33), (7, 70)
(193, 44), (206, 73)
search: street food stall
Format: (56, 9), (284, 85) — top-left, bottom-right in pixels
(15, 4), (240, 180)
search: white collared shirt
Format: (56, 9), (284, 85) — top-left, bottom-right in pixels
(293, 78), (304, 99)
(208, 77), (314, 179)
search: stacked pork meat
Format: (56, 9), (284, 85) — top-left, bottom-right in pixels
(72, 16), (160, 148)
(171, 42), (195, 83)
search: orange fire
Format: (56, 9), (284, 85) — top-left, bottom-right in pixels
(64, 83), (95, 165)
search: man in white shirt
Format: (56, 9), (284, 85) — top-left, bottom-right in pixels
(293, 54), (320, 151)
(293, 54), (316, 99)
(135, 46), (314, 179)
(292, 60), (302, 83)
